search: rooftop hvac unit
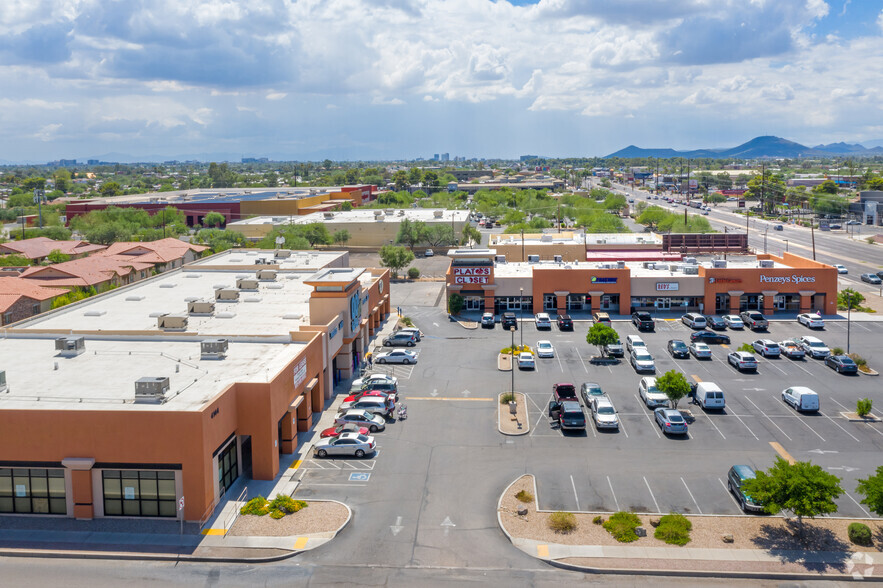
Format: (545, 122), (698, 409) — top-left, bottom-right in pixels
(669, 264), (680, 272)
(215, 288), (240, 301)
(642, 261), (653, 269)
(0, 370), (6, 393)
(683, 265), (699, 275)
(373, 210), (383, 217)
(527, 254), (540, 263)
(712, 259), (728, 268)
(433, 210), (443, 218)
(256, 269), (277, 281)
(236, 278), (259, 290)
(272, 217), (286, 223)
(134, 377), (170, 404)
(157, 313), (188, 330)
(254, 257), (268, 265)
(616, 260), (625, 269)
(684, 257), (697, 265)
(540, 234), (553, 242)
(553, 255), (563, 263)
(187, 300), (215, 315)
(323, 212), (334, 219)
(275, 249), (292, 258)
(759, 260), (774, 268)
(494, 255), (506, 263)
(397, 209), (405, 216)
(200, 338), (228, 360)
(385, 209), (395, 216)
(55, 336), (85, 357)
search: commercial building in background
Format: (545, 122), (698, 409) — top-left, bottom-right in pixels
(0, 249), (390, 523)
(446, 248), (836, 316)
(227, 208), (470, 247)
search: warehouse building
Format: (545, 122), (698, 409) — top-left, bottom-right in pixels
(0, 249), (390, 523)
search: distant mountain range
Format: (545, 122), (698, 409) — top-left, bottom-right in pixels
(605, 135), (883, 159)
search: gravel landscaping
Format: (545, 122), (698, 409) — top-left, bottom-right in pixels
(229, 500), (349, 537)
(500, 475), (883, 553)
(498, 392), (528, 434)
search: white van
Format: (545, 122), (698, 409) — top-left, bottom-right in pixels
(682, 313), (707, 329)
(782, 386), (819, 412)
(695, 382), (725, 410)
(626, 335), (646, 354)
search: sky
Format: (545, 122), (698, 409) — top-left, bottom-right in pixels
(1, 0), (882, 163)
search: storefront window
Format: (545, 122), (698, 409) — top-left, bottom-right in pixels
(0, 468), (66, 515)
(102, 470), (176, 518)
(218, 441), (239, 495)
(543, 294), (556, 310)
(567, 294), (585, 311)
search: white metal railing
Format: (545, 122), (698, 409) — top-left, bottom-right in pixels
(223, 486), (249, 537)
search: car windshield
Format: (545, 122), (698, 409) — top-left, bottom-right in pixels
(539, 343), (551, 349)
(598, 406), (615, 415)
(673, 342), (687, 349)
(647, 384), (659, 394)
(635, 351), (652, 360)
(808, 341), (825, 347)
(840, 357), (855, 365)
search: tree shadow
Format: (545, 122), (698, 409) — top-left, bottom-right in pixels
(750, 520), (850, 571)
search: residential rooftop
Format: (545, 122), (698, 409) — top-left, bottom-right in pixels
(0, 337), (304, 412)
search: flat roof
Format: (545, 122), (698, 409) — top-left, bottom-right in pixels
(490, 232), (662, 246)
(0, 337), (304, 412)
(190, 249), (347, 271)
(493, 256), (789, 278)
(80, 188), (349, 206)
(14, 268), (320, 337)
(228, 209), (469, 226)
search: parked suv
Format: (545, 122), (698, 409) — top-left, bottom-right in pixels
(728, 465), (764, 512)
(740, 311), (768, 331)
(481, 312), (495, 328)
(605, 338), (624, 357)
(554, 401), (586, 430)
(592, 312), (611, 325)
(556, 314), (573, 331)
(501, 312), (518, 330)
(631, 311), (654, 331)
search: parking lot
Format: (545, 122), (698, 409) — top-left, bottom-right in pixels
(494, 315), (883, 518)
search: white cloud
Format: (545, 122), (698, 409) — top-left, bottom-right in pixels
(266, 91), (287, 100)
(34, 122), (62, 141)
(878, 9), (883, 33)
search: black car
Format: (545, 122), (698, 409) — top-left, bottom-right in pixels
(557, 314), (573, 331)
(667, 339), (690, 358)
(631, 311), (654, 331)
(501, 312), (518, 330)
(704, 315), (727, 330)
(825, 355), (858, 374)
(690, 330), (731, 344)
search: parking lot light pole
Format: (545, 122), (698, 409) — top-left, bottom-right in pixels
(510, 326), (515, 397)
(847, 293), (853, 355)
(519, 287), (524, 348)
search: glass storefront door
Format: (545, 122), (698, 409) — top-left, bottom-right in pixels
(715, 293), (729, 313)
(655, 297), (671, 310)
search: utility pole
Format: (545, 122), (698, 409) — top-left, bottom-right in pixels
(521, 229), (525, 261)
(811, 222), (817, 260)
(34, 189), (45, 228)
(760, 163), (765, 215)
(557, 201), (561, 231)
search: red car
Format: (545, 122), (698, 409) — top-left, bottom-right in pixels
(320, 423), (370, 438)
(344, 389), (394, 403)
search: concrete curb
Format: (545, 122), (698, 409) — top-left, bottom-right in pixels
(497, 392), (529, 436)
(497, 353), (512, 371)
(860, 368), (880, 376)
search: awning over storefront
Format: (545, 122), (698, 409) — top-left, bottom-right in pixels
(585, 250), (683, 262)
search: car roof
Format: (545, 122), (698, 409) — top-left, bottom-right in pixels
(640, 376), (657, 385)
(582, 381), (601, 388)
(595, 397), (614, 407)
(537, 340), (552, 346)
(560, 401), (582, 410)
(788, 386), (817, 394)
(692, 341), (709, 346)
(732, 465), (756, 479)
(669, 339), (687, 345)
(756, 339), (775, 344)
(338, 432), (365, 440)
(733, 351), (754, 358)
(800, 335), (823, 343)
(342, 409), (371, 417)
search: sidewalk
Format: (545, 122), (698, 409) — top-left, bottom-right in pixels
(0, 314), (401, 563)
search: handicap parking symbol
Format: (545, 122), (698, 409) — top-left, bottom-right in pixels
(349, 472), (370, 482)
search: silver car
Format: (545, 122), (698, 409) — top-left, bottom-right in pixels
(374, 350), (418, 364)
(722, 315), (744, 329)
(313, 432), (376, 458)
(689, 341), (712, 359)
(334, 409), (386, 432)
(630, 349), (655, 372)
(654, 408), (688, 435)
(591, 397), (619, 429)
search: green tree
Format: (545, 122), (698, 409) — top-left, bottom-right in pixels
(194, 228), (247, 252)
(100, 181), (122, 197)
(332, 229), (351, 246)
(421, 225), (455, 247)
(706, 193), (726, 205)
(47, 249), (71, 264)
(395, 218), (426, 249)
(0, 254), (32, 266)
(22, 177), (47, 191)
(378, 245), (414, 278)
(392, 171), (408, 192)
(745, 172), (787, 214)
(656, 369), (690, 409)
(838, 288), (865, 310)
(740, 458), (843, 538)
(867, 177), (883, 190)
(637, 206), (668, 230)
(855, 466), (883, 516)
(345, 169), (360, 184)
(340, 201), (353, 211)
(322, 159), (333, 171)
(813, 180), (839, 195)
(408, 168), (423, 186)
(585, 323), (620, 358)
(447, 293), (464, 315)
(300, 223), (331, 246)
(462, 225), (482, 247)
(423, 170), (439, 189)
(203, 211), (226, 228)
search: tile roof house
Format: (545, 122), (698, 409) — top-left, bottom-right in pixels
(99, 238), (208, 271)
(0, 237), (106, 262)
(19, 256), (154, 289)
(0, 277), (69, 326)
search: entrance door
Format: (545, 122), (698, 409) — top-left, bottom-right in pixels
(465, 297), (484, 311)
(655, 298), (671, 310)
(774, 295), (786, 310)
(715, 294), (729, 313)
(218, 440), (239, 495)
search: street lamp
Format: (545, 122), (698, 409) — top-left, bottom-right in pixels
(510, 326), (516, 398)
(783, 239), (789, 253)
(847, 292), (853, 355)
(519, 287), (524, 349)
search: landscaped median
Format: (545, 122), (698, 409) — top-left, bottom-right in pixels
(498, 392), (529, 435)
(498, 345), (531, 371)
(497, 474), (883, 579)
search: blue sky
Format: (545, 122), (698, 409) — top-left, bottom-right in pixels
(0, 0), (882, 163)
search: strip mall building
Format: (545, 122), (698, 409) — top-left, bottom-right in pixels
(446, 246), (837, 317)
(0, 250), (390, 523)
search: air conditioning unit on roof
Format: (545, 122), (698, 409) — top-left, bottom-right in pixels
(134, 377), (170, 404)
(157, 313), (188, 330)
(236, 278), (259, 290)
(200, 339), (228, 360)
(188, 300), (215, 315)
(215, 288), (240, 302)
(256, 269), (277, 281)
(55, 336), (85, 357)
(759, 260), (774, 268)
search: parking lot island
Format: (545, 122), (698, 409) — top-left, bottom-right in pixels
(498, 392), (529, 435)
(498, 475), (883, 580)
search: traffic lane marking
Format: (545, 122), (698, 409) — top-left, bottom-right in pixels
(770, 441), (796, 464)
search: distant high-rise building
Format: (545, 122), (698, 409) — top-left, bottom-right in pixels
(58, 159), (77, 166)
(433, 154), (439, 161)
(441, 153), (450, 162)
(87, 159), (99, 165)
(241, 157), (269, 163)
(520, 155), (538, 162)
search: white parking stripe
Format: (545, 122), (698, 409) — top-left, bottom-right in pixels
(720, 477), (742, 509)
(571, 475), (581, 511)
(635, 394), (662, 439)
(619, 418), (630, 438)
(821, 411), (861, 443)
(644, 476), (660, 513)
(681, 477), (703, 514)
(743, 396), (792, 441)
(761, 358), (788, 376)
(556, 352), (564, 372)
(792, 362), (814, 376)
(792, 415), (826, 442)
(846, 491), (873, 518)
(575, 347), (588, 373)
(607, 476), (620, 511)
(698, 411), (726, 440)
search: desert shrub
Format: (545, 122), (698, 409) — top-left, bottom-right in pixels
(831, 347), (845, 356)
(501, 345), (532, 355)
(270, 509), (286, 519)
(857, 398), (873, 418)
(848, 353), (867, 367)
(515, 489), (534, 503)
(603, 511), (641, 542)
(548, 511), (577, 534)
(593, 515), (604, 525)
(401, 317), (414, 327)
(849, 522), (872, 546)
(240, 496), (270, 516)
(270, 494), (307, 515)
(737, 343), (755, 353)
(500, 393), (515, 405)
(407, 267), (420, 279)
(654, 513), (692, 546)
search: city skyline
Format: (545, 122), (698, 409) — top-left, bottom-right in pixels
(1, 0), (882, 163)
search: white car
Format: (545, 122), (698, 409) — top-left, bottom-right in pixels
(424, 249), (434, 257)
(536, 340), (555, 358)
(630, 349), (656, 372)
(722, 315), (744, 329)
(334, 409), (386, 432)
(590, 397), (619, 429)
(689, 342), (712, 359)
(517, 352), (535, 369)
(374, 349), (418, 365)
(797, 313), (824, 329)
(752, 339), (780, 358)
(797, 335), (830, 359)
(534, 313), (552, 329)
(353, 373), (398, 390)
(638, 376), (668, 408)
(313, 432), (376, 458)
(834, 264), (848, 274)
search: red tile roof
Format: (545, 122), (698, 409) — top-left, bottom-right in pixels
(0, 237), (106, 260)
(100, 238), (207, 263)
(0, 277), (69, 313)
(19, 256), (150, 288)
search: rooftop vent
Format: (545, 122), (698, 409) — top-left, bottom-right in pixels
(266, 283), (284, 290)
(243, 296), (261, 303)
(254, 257), (268, 265)
(642, 261), (654, 269)
(134, 377), (170, 404)
(323, 212), (334, 219)
(373, 210), (383, 217)
(200, 338), (228, 360)
(184, 273), (201, 279)
(0, 370), (6, 393)
(616, 260), (626, 269)
(540, 234), (553, 242)
(159, 283), (177, 289)
(683, 265), (699, 275)
(433, 210), (444, 218)
(187, 300), (215, 315)
(83, 310), (106, 317)
(684, 257), (697, 265)
(125, 295), (145, 302)
(272, 217), (286, 223)
(236, 278), (259, 290)
(215, 288), (240, 302)
(712, 259), (728, 268)
(55, 336), (85, 357)
(495, 255), (506, 264)
(216, 311), (236, 319)
(527, 254), (540, 263)
(275, 249), (292, 258)
(283, 313), (303, 320)
(759, 260), (774, 268)
(256, 269), (277, 281)
(157, 313), (188, 331)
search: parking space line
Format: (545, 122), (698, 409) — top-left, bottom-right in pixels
(821, 411), (861, 443)
(607, 476), (620, 511)
(793, 362), (814, 376)
(761, 359), (788, 376)
(731, 411), (759, 440)
(681, 477), (703, 514)
(575, 347), (588, 373)
(744, 396), (792, 441)
(698, 411), (726, 440)
(526, 393), (547, 437)
(846, 491), (873, 518)
(794, 415), (826, 442)
(719, 477), (742, 509)
(555, 352), (564, 372)
(635, 395), (662, 439)
(643, 476), (660, 513)
(618, 419), (629, 438)
(770, 441), (796, 464)
(570, 475), (581, 511)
